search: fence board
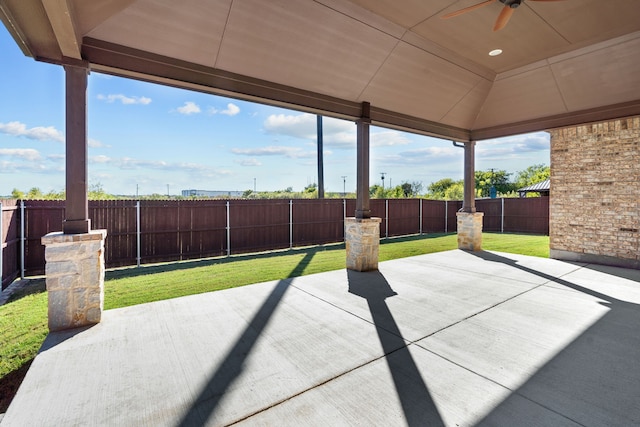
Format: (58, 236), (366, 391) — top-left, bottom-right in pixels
(387, 199), (420, 237)
(293, 199), (345, 246)
(476, 199), (502, 232)
(230, 200), (290, 254)
(504, 197), (549, 234)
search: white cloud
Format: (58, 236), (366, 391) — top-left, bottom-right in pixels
(477, 132), (550, 159)
(209, 103), (241, 116)
(371, 130), (411, 147)
(0, 121), (64, 143)
(263, 113), (355, 148)
(0, 148), (42, 161)
(231, 145), (315, 159)
(97, 94), (152, 105)
(90, 155), (111, 164)
(235, 158), (262, 166)
(177, 101), (201, 115)
(88, 154), (230, 179)
(377, 146), (460, 166)
(88, 138), (110, 148)
(221, 103), (240, 116)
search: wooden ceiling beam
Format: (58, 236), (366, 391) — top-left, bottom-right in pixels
(42, 0), (81, 59)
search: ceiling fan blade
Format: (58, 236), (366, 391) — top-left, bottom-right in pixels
(441, 0), (496, 20)
(493, 5), (514, 31)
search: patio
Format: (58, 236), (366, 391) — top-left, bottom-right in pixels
(3, 249), (639, 426)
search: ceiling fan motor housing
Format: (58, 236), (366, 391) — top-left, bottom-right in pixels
(500, 0), (522, 8)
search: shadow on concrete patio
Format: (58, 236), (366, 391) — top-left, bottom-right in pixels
(177, 251), (316, 426)
(471, 251), (640, 426)
(347, 269), (445, 427)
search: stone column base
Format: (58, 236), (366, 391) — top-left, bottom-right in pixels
(457, 212), (483, 251)
(42, 230), (107, 331)
(345, 217), (382, 272)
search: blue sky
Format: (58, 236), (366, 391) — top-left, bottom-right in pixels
(0, 24), (549, 197)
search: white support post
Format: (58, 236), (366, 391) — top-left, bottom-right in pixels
(501, 197), (505, 233)
(226, 201), (231, 257)
(343, 198), (347, 242)
(136, 201), (141, 268)
(0, 202), (3, 286)
(445, 200), (448, 233)
(289, 199), (293, 249)
(385, 199), (389, 239)
(20, 200), (25, 279)
(419, 198), (423, 235)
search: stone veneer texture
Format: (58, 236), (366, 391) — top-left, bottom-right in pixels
(456, 212), (483, 251)
(550, 117), (640, 266)
(345, 217), (382, 271)
(42, 230), (107, 331)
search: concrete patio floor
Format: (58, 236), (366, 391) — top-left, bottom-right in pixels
(3, 250), (640, 426)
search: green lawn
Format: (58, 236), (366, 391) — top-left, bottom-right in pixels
(0, 232), (548, 411)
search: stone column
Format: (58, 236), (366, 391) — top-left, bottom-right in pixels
(457, 212), (483, 251)
(42, 230), (107, 331)
(345, 217), (381, 271)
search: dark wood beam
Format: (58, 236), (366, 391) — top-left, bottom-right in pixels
(63, 63), (90, 234)
(355, 102), (371, 219)
(462, 141), (476, 213)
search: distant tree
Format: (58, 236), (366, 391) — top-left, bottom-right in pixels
(88, 182), (116, 200)
(426, 178), (462, 200)
(444, 182), (464, 200)
(515, 164), (550, 189)
(369, 184), (385, 199)
(26, 187), (44, 199)
(399, 181), (422, 197)
(11, 188), (24, 199)
(475, 169), (515, 197)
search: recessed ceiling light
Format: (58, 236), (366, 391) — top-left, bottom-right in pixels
(489, 49), (503, 56)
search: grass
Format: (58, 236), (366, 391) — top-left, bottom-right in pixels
(0, 232), (548, 412)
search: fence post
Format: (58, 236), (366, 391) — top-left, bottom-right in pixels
(0, 202), (3, 286)
(385, 199), (389, 239)
(501, 197), (505, 233)
(419, 198), (423, 235)
(136, 201), (141, 267)
(343, 198), (347, 242)
(20, 200), (25, 279)
(289, 199), (293, 249)
(444, 200), (448, 233)
(226, 201), (231, 257)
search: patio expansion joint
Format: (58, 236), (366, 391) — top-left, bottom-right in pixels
(224, 348), (400, 426)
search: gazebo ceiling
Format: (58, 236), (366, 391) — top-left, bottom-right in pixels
(2, 0), (640, 141)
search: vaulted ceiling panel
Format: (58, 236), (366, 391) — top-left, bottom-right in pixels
(527, 0), (640, 45)
(361, 41), (486, 122)
(474, 65), (567, 129)
(216, 0), (398, 102)
(551, 35), (640, 112)
(87, 0), (231, 68)
(346, 0), (452, 29)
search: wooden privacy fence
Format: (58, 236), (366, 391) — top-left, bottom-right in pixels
(1, 197), (548, 287)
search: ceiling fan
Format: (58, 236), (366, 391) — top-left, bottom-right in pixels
(441, 0), (565, 32)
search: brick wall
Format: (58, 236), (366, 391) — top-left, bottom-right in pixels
(550, 117), (640, 268)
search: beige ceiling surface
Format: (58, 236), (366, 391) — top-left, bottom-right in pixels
(2, 0), (640, 140)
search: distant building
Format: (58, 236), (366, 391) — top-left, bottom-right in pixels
(517, 179), (550, 198)
(182, 189), (244, 198)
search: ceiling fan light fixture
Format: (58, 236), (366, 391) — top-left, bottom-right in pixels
(489, 49), (503, 56)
